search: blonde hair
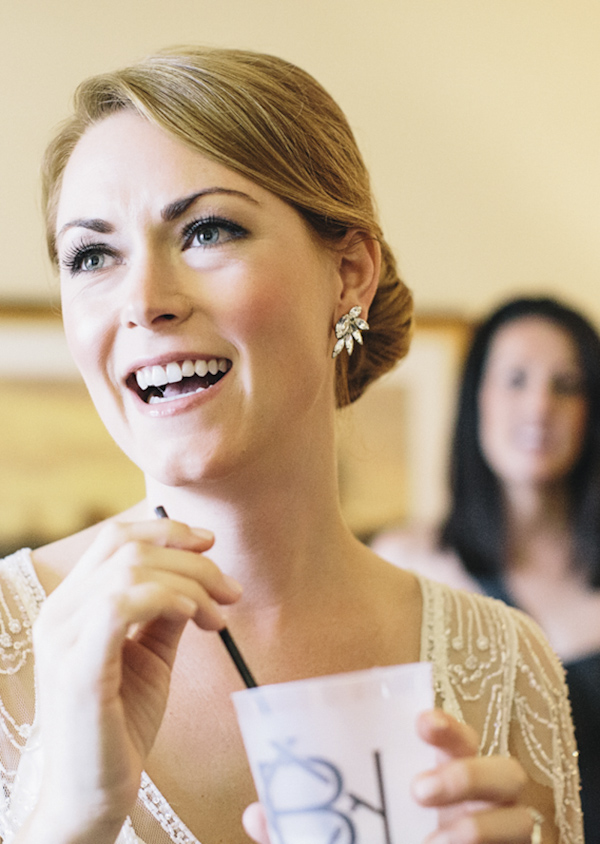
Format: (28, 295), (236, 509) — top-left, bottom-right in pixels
(42, 46), (413, 406)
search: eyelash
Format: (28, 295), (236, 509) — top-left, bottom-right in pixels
(60, 241), (117, 276)
(60, 216), (248, 277)
(181, 215), (248, 249)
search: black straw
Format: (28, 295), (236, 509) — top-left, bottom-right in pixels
(154, 505), (258, 688)
(217, 627), (258, 689)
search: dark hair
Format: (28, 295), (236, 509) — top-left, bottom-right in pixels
(440, 296), (600, 587)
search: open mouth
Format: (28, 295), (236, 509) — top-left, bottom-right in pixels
(127, 357), (231, 404)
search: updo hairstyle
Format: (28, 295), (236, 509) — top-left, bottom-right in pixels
(42, 46), (413, 406)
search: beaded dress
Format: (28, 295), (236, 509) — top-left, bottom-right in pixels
(0, 549), (584, 843)
(473, 572), (599, 844)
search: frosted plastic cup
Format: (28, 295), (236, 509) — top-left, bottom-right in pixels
(232, 662), (437, 844)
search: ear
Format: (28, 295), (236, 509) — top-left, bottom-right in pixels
(333, 231), (381, 323)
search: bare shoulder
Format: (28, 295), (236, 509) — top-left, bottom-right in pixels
(370, 523), (439, 560)
(31, 500), (147, 595)
(370, 523), (484, 595)
(348, 543), (425, 663)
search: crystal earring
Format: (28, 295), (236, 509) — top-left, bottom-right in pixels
(332, 306), (369, 358)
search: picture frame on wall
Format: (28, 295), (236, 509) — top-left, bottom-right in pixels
(337, 315), (473, 539)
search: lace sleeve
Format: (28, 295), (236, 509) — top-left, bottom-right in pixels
(0, 550), (44, 842)
(0, 552), (176, 844)
(509, 610), (583, 843)
(419, 576), (584, 844)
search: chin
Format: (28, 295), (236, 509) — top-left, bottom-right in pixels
(142, 444), (248, 490)
(142, 456), (224, 488)
(505, 470), (569, 489)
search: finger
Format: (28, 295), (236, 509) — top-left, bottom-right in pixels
(64, 578), (225, 668)
(417, 710), (479, 759)
(73, 585), (201, 658)
(424, 804), (540, 844)
(70, 518), (216, 582)
(413, 755), (527, 807)
(104, 544), (242, 605)
(38, 540), (241, 636)
(242, 803), (271, 844)
(36, 586), (198, 696)
(121, 577), (228, 631)
(122, 614), (195, 681)
(126, 613), (196, 668)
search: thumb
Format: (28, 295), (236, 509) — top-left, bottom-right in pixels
(242, 802), (271, 844)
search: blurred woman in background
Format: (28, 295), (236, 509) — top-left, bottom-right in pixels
(373, 296), (600, 842)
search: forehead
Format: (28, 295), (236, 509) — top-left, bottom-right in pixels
(56, 111), (273, 227)
(486, 316), (581, 370)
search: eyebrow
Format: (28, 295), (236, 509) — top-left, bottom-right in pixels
(57, 187), (259, 241)
(56, 218), (114, 240)
(161, 187), (258, 221)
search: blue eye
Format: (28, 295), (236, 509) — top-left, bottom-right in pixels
(182, 216), (247, 250)
(81, 252), (106, 271)
(192, 225), (221, 246)
(60, 242), (117, 276)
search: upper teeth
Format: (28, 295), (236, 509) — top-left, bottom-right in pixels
(135, 358), (229, 390)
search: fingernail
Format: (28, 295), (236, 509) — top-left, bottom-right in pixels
(191, 527), (215, 540)
(412, 773), (441, 802)
(224, 574), (243, 595)
(428, 709), (449, 730)
(429, 833), (450, 844)
(175, 596), (199, 616)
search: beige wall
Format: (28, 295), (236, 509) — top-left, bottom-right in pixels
(2, 2), (598, 542)
(2, 0), (600, 325)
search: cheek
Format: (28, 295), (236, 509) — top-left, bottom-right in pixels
(477, 388), (513, 470)
(478, 416), (503, 464)
(564, 403), (588, 452)
(63, 312), (92, 367)
(478, 386), (502, 441)
(62, 300), (113, 386)
(220, 263), (331, 352)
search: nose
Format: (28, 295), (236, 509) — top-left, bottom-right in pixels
(120, 250), (193, 330)
(524, 381), (555, 419)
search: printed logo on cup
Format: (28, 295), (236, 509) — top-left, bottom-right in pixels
(259, 740), (392, 843)
(233, 663), (437, 844)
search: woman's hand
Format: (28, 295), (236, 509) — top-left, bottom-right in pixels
(412, 710), (545, 843)
(242, 709), (546, 844)
(242, 803), (272, 844)
(28, 517), (242, 844)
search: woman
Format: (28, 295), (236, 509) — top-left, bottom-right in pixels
(374, 296), (600, 842)
(0, 51), (581, 844)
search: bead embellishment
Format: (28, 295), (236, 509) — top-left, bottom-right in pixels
(139, 772), (201, 844)
(0, 550), (583, 844)
(419, 576), (583, 843)
(332, 306), (369, 357)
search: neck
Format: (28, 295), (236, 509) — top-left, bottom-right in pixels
(502, 481), (573, 575)
(142, 422), (357, 612)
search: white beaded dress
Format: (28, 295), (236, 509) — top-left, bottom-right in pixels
(0, 549), (583, 843)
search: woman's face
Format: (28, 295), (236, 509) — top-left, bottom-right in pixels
(55, 112), (344, 485)
(478, 316), (589, 490)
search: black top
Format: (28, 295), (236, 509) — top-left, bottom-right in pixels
(473, 574), (599, 843)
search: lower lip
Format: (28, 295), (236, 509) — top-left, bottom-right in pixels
(132, 372), (229, 418)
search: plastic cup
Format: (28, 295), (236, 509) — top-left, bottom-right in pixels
(232, 662), (437, 844)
